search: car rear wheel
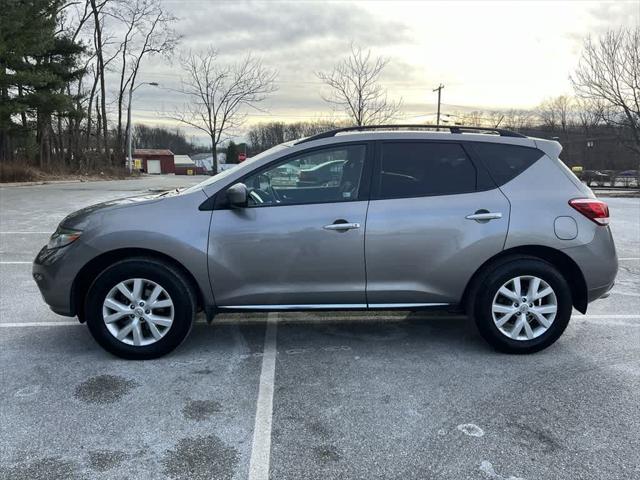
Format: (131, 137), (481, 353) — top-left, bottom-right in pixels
(85, 258), (195, 359)
(472, 258), (572, 354)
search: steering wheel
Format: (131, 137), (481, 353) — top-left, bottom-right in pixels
(249, 189), (272, 205)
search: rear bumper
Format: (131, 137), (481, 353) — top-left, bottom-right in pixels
(562, 226), (618, 305)
(587, 281), (615, 302)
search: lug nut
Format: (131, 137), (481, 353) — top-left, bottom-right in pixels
(130, 304), (135, 309)
(145, 309), (150, 314)
(139, 301), (144, 307)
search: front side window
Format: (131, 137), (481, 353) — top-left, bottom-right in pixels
(378, 142), (476, 199)
(243, 145), (366, 207)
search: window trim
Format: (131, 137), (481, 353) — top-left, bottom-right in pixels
(213, 141), (374, 210)
(370, 140), (491, 201)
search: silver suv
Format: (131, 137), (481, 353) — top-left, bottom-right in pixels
(33, 126), (618, 359)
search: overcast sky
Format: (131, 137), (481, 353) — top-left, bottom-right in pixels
(129, 0), (640, 142)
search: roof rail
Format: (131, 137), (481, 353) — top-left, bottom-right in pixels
(295, 124), (527, 144)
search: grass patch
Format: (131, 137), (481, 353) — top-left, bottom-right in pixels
(0, 162), (42, 183)
(0, 161), (134, 183)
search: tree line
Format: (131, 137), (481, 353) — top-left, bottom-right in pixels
(1, 0), (637, 180)
(1, 0), (178, 174)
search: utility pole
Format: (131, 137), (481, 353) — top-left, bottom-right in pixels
(433, 84), (444, 129)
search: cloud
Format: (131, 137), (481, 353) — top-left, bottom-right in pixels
(131, 1), (413, 138)
(174, 1), (411, 55)
(566, 0), (639, 46)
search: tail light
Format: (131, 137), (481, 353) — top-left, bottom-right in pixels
(569, 198), (610, 225)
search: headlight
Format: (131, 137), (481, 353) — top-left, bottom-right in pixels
(47, 226), (82, 249)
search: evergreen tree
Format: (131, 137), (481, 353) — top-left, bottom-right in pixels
(226, 140), (239, 164)
(0, 0), (84, 166)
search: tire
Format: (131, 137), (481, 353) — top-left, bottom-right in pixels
(472, 257), (572, 354)
(84, 257), (196, 360)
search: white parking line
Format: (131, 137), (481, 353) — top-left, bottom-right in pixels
(248, 312), (278, 480)
(0, 322), (79, 327)
(619, 257), (640, 261)
(0, 232), (50, 234)
(0, 261), (31, 264)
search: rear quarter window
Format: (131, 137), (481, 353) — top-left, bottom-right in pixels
(472, 143), (544, 186)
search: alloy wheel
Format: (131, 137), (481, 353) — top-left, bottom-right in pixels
(491, 275), (557, 341)
(102, 278), (174, 346)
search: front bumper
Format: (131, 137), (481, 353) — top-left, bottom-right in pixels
(32, 245), (77, 317)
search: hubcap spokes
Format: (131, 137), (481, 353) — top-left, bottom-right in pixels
(102, 278), (174, 346)
(491, 275), (557, 341)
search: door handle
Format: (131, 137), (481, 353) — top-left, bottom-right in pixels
(465, 211), (503, 222)
(323, 221), (361, 231)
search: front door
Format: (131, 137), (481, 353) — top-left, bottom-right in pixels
(209, 143), (370, 308)
(365, 141), (510, 306)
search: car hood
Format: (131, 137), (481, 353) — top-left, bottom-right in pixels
(60, 193), (165, 229)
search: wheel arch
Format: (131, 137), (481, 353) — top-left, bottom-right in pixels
(72, 248), (205, 322)
(462, 245), (588, 315)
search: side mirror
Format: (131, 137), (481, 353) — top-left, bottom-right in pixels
(226, 182), (248, 208)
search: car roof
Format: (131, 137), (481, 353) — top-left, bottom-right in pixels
(291, 130), (561, 157)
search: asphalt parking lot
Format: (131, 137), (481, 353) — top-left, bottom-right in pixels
(1, 177), (639, 480)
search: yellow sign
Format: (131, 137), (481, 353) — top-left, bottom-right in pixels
(134, 158), (142, 169)
(571, 166), (583, 173)
(187, 169), (193, 175)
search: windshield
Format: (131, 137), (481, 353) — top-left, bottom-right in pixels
(181, 143), (291, 195)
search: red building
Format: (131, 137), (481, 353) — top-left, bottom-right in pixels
(133, 149), (175, 174)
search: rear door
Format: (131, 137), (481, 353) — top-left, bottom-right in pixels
(209, 143), (372, 308)
(365, 141), (510, 306)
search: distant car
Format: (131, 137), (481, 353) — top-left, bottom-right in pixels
(581, 170), (610, 186)
(616, 169), (639, 187)
(33, 125), (618, 359)
(297, 160), (346, 186)
(272, 164), (300, 176)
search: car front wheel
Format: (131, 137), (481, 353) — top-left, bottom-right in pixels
(84, 258), (196, 359)
(472, 258), (572, 354)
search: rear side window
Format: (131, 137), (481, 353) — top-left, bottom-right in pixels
(379, 142), (476, 199)
(473, 143), (544, 186)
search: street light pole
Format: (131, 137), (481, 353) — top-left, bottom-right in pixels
(433, 84), (444, 130)
(127, 82), (158, 173)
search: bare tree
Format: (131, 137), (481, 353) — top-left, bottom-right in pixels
(90, 0), (109, 155)
(166, 48), (277, 174)
(247, 120), (348, 154)
(110, 0), (179, 158)
(571, 27), (640, 154)
(500, 109), (535, 131)
(317, 44), (402, 126)
(538, 96), (576, 133)
(575, 97), (604, 136)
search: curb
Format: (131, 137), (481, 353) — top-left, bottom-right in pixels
(0, 180), (84, 187)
